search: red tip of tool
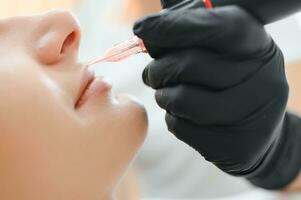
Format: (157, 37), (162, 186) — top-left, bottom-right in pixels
(203, 0), (213, 9)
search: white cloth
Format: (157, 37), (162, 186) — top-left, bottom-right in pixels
(76, 1), (301, 198)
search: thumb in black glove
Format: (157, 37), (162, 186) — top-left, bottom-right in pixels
(134, 1), (301, 190)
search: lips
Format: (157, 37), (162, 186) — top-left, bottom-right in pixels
(75, 68), (112, 108)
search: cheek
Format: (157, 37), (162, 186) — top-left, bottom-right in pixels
(0, 65), (147, 197)
(0, 71), (75, 133)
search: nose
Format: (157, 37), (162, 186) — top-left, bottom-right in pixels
(36, 10), (81, 65)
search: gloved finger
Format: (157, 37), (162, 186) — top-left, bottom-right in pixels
(134, 7), (213, 48)
(155, 65), (288, 125)
(136, 0), (202, 58)
(165, 112), (212, 154)
(134, 6), (269, 56)
(165, 112), (256, 170)
(142, 48), (265, 89)
(140, 0), (201, 58)
(156, 85), (248, 125)
(165, 112), (232, 159)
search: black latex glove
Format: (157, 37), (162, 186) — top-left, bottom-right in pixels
(161, 0), (301, 24)
(134, 1), (301, 189)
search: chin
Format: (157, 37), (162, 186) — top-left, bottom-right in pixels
(106, 94), (148, 187)
(118, 94), (148, 140)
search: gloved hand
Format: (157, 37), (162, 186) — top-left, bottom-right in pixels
(134, 0), (301, 189)
(162, 0), (301, 24)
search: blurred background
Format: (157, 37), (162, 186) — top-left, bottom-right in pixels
(1, 0), (301, 200)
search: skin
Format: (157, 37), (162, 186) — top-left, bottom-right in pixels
(0, 0), (76, 17)
(0, 9), (147, 200)
(283, 61), (301, 192)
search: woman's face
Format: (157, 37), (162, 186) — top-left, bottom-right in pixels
(0, 10), (147, 199)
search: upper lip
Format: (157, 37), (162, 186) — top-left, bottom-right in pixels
(75, 66), (95, 107)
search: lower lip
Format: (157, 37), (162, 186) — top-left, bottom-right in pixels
(76, 76), (112, 107)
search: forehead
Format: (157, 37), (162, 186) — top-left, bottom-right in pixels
(0, 0), (77, 18)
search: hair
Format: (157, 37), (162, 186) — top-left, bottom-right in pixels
(0, 0), (78, 17)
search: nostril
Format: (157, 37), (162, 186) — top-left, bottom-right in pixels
(36, 10), (81, 65)
(61, 31), (78, 54)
